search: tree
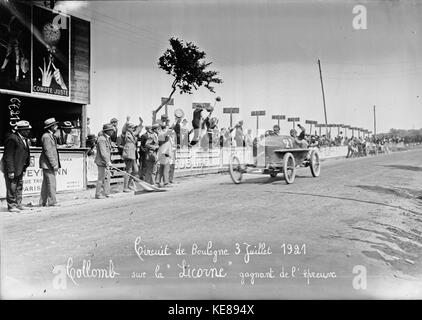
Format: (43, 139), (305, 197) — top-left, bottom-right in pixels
(153, 37), (223, 122)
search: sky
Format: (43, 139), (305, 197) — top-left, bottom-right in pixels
(58, 0), (422, 135)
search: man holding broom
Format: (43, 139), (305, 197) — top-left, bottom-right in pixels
(95, 123), (114, 199)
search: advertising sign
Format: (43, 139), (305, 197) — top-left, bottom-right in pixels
(0, 2), (32, 93)
(32, 5), (70, 98)
(223, 108), (239, 113)
(192, 103), (211, 109)
(161, 97), (174, 105)
(287, 117), (300, 122)
(0, 150), (85, 198)
(272, 115), (285, 120)
(175, 148), (221, 171)
(251, 111), (265, 116)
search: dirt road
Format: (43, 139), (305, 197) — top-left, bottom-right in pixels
(1, 149), (421, 299)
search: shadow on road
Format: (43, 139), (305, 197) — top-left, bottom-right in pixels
(220, 174), (315, 185)
(381, 165), (422, 172)
(352, 185), (422, 200)
(269, 190), (421, 215)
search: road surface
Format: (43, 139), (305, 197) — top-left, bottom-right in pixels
(1, 149), (421, 299)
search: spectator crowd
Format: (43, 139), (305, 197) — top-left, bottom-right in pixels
(0, 103), (412, 212)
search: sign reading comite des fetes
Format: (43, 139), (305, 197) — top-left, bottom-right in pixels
(0, 150), (85, 198)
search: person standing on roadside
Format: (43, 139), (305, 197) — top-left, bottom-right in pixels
(95, 124), (114, 199)
(1, 120), (32, 212)
(234, 120), (245, 147)
(143, 123), (159, 185)
(39, 118), (61, 207)
(156, 132), (172, 187)
(109, 118), (119, 143)
(122, 122), (138, 192)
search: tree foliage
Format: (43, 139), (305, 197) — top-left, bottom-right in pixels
(158, 37), (222, 96)
(152, 38), (222, 121)
(387, 128), (422, 143)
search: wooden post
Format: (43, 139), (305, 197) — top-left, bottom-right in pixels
(81, 104), (87, 147)
(318, 59), (328, 136)
(373, 105), (377, 139)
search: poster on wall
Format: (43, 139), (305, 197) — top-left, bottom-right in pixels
(0, 2), (31, 93)
(0, 151), (85, 198)
(32, 5), (70, 98)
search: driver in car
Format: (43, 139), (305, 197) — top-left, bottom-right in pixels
(290, 124), (308, 148)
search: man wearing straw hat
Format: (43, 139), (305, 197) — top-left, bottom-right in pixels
(56, 121), (76, 147)
(1, 120), (32, 212)
(39, 118), (61, 207)
(95, 123), (114, 199)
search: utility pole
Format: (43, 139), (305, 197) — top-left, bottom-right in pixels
(318, 59), (328, 137)
(373, 105), (377, 139)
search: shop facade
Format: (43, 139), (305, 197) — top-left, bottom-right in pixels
(0, 1), (90, 198)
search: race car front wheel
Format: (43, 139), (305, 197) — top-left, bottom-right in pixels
(283, 152), (296, 184)
(229, 155), (243, 184)
(310, 149), (321, 177)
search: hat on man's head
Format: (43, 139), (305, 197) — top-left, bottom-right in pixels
(152, 123), (160, 129)
(44, 118), (58, 129)
(16, 120), (32, 130)
(103, 123), (115, 132)
(61, 121), (74, 129)
(110, 118), (118, 123)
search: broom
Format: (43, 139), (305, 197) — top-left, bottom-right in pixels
(109, 166), (166, 193)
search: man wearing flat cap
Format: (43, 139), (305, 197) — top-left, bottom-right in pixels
(95, 123), (114, 199)
(39, 118), (61, 207)
(109, 118), (119, 143)
(1, 120), (32, 212)
(139, 123), (159, 185)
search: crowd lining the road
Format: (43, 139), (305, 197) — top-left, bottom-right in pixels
(1, 104), (415, 212)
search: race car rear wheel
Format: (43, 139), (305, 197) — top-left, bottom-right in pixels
(283, 152), (296, 184)
(310, 149), (321, 177)
(229, 155), (243, 184)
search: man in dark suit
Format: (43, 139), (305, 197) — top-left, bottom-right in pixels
(2, 121), (31, 212)
(39, 118), (61, 207)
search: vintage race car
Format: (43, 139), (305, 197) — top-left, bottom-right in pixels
(229, 135), (321, 184)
